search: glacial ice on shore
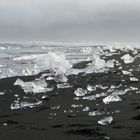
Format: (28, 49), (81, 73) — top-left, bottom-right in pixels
(74, 88), (88, 97)
(98, 116), (113, 125)
(103, 94), (122, 104)
(57, 83), (72, 89)
(121, 54), (134, 64)
(11, 100), (42, 110)
(122, 70), (132, 75)
(89, 111), (105, 116)
(0, 92), (4, 95)
(130, 77), (138, 82)
(14, 78), (53, 93)
(86, 55), (106, 73)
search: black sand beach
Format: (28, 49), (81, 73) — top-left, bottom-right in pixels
(0, 48), (140, 140)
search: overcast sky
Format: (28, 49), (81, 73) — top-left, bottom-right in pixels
(0, 0), (140, 44)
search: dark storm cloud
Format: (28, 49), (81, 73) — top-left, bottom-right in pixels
(0, 0), (140, 44)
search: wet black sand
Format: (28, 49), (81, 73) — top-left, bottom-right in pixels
(0, 49), (140, 140)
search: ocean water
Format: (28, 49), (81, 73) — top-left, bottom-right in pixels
(0, 42), (100, 79)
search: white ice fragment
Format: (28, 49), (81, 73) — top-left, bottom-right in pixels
(87, 85), (96, 92)
(89, 111), (104, 116)
(87, 55), (106, 72)
(87, 85), (108, 92)
(122, 70), (132, 75)
(118, 66), (122, 70)
(103, 94), (122, 104)
(40, 73), (52, 78)
(121, 54), (134, 64)
(113, 90), (127, 95)
(0, 92), (4, 95)
(74, 88), (87, 97)
(14, 78), (25, 86)
(3, 123), (7, 126)
(51, 105), (60, 110)
(71, 104), (83, 108)
(98, 116), (113, 125)
(129, 87), (138, 91)
(46, 76), (55, 80)
(96, 85), (108, 90)
(55, 73), (68, 83)
(130, 77), (138, 82)
(95, 92), (107, 98)
(82, 106), (90, 112)
(136, 91), (140, 94)
(82, 95), (96, 100)
(106, 60), (114, 68)
(14, 78), (52, 93)
(57, 83), (72, 89)
(11, 101), (42, 110)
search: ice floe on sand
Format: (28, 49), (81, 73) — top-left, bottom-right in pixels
(98, 116), (113, 125)
(103, 94), (122, 104)
(121, 54), (135, 64)
(14, 78), (53, 94)
(74, 88), (88, 97)
(0, 92), (4, 95)
(11, 100), (42, 110)
(89, 111), (105, 116)
(57, 83), (72, 89)
(130, 77), (138, 82)
(122, 70), (132, 76)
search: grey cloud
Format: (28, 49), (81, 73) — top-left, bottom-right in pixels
(0, 0), (140, 44)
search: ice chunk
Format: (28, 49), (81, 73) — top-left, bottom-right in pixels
(11, 100), (42, 110)
(96, 85), (108, 90)
(130, 77), (138, 82)
(51, 105), (61, 110)
(57, 83), (72, 89)
(121, 54), (134, 64)
(14, 78), (25, 86)
(74, 88), (87, 97)
(67, 69), (85, 75)
(89, 111), (104, 116)
(82, 106), (90, 112)
(0, 92), (4, 95)
(98, 116), (113, 125)
(14, 78), (52, 93)
(71, 104), (83, 108)
(103, 94), (122, 104)
(87, 55), (106, 72)
(46, 76), (55, 80)
(87, 85), (96, 92)
(55, 73), (68, 83)
(87, 84), (108, 92)
(122, 70), (132, 75)
(95, 92), (107, 98)
(82, 95), (96, 100)
(112, 90), (127, 95)
(106, 60), (114, 68)
(125, 86), (138, 92)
